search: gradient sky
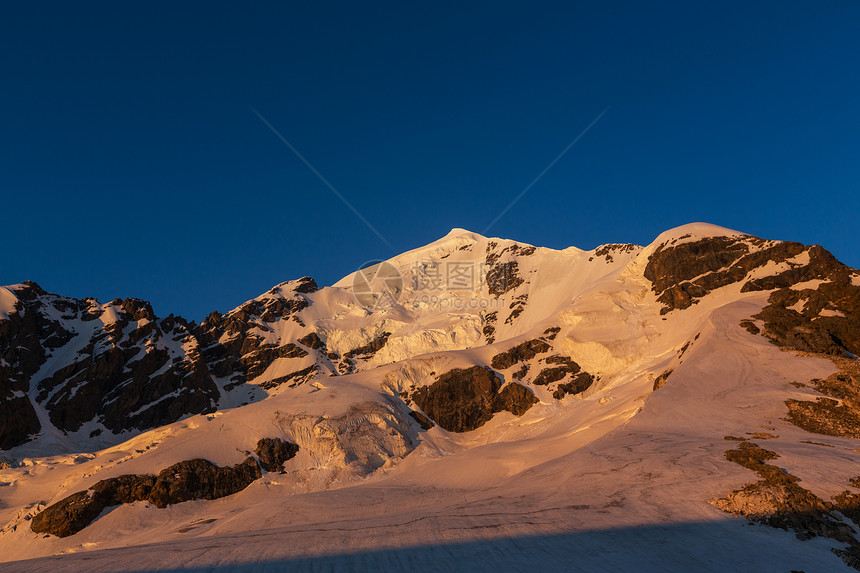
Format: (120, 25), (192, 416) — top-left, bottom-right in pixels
(2, 1), (859, 320)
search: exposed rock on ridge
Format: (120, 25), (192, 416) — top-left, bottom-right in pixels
(712, 441), (860, 569)
(411, 366), (538, 432)
(30, 437), (298, 537)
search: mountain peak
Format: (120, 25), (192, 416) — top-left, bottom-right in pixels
(648, 222), (746, 250)
(437, 227), (486, 242)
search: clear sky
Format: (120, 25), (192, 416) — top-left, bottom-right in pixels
(2, 1), (858, 320)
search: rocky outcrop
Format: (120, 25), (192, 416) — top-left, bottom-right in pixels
(0, 283), (220, 445)
(505, 294), (528, 325)
(297, 332), (325, 350)
(36, 317), (218, 434)
(484, 241), (530, 296)
(591, 243), (638, 263)
(741, 245), (850, 293)
(652, 370), (673, 391)
(0, 397), (41, 450)
(529, 356), (595, 399)
(728, 242), (860, 439)
(193, 277), (317, 386)
(0, 276), (328, 450)
(291, 277), (319, 294)
(542, 327), (560, 340)
(30, 437), (297, 537)
(553, 374), (595, 400)
(146, 457), (261, 508)
(67, 359), (209, 434)
(712, 442), (847, 536)
(408, 410), (434, 430)
(783, 356), (860, 438)
(486, 262), (524, 296)
(643, 235), (826, 314)
(240, 343), (309, 381)
(343, 332), (391, 359)
(0, 282), (73, 448)
(712, 441), (860, 569)
(30, 474), (158, 538)
(255, 437), (299, 472)
(786, 398), (860, 438)
(493, 382), (539, 416)
(259, 365), (318, 390)
(411, 366), (538, 432)
(482, 311), (498, 344)
(511, 364), (529, 380)
(751, 272), (860, 357)
(645, 236), (748, 312)
(411, 366), (500, 432)
(490, 338), (551, 370)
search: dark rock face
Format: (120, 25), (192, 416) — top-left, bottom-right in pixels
(712, 441), (860, 568)
(259, 365), (319, 390)
(31, 490), (122, 538)
(408, 410), (434, 430)
(411, 366), (538, 432)
(493, 382), (539, 415)
(31, 437), (293, 537)
(239, 343), (309, 381)
(592, 243), (638, 263)
(254, 437), (299, 472)
(0, 397), (41, 450)
(490, 339), (551, 370)
(751, 272), (860, 357)
(644, 235), (818, 314)
(484, 241), (529, 297)
(553, 374), (595, 400)
(505, 294), (529, 325)
(511, 364), (529, 380)
(292, 277), (319, 294)
(742, 245), (850, 293)
(533, 356), (581, 385)
(482, 312), (498, 344)
(486, 262), (524, 297)
(412, 366), (501, 432)
(0, 276), (325, 450)
(0, 283), (221, 446)
(0, 282), (73, 448)
(95, 474), (159, 504)
(652, 370), (673, 391)
(343, 332), (391, 359)
(193, 279), (316, 386)
(147, 457), (261, 508)
(30, 473), (159, 537)
(784, 357), (860, 438)
(297, 332), (325, 350)
(542, 327), (560, 340)
(35, 316), (219, 434)
(645, 236), (750, 309)
(533, 356), (595, 399)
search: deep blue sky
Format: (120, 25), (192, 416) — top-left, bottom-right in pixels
(2, 1), (859, 320)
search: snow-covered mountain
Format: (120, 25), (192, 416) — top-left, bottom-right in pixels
(1, 222), (860, 571)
